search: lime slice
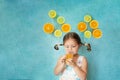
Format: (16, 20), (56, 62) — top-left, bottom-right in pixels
(57, 16), (65, 24)
(84, 15), (92, 22)
(90, 20), (99, 29)
(48, 10), (56, 18)
(84, 30), (91, 38)
(54, 30), (62, 37)
(61, 24), (71, 33)
(43, 23), (54, 34)
(77, 22), (87, 32)
(92, 29), (102, 39)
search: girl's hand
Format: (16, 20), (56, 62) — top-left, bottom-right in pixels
(66, 59), (77, 68)
(59, 55), (66, 64)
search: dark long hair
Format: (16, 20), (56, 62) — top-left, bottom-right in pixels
(54, 32), (91, 51)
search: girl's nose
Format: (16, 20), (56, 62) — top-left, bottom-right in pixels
(69, 47), (72, 50)
(69, 51), (73, 53)
(68, 50), (73, 53)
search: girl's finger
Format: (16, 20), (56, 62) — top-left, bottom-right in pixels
(67, 59), (73, 62)
(61, 55), (66, 60)
(66, 61), (70, 66)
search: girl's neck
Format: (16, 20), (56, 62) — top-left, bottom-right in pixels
(73, 53), (79, 57)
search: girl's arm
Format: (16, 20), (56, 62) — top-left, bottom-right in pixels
(54, 55), (66, 75)
(73, 57), (88, 80)
(66, 56), (88, 80)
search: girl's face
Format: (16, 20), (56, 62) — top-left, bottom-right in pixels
(64, 38), (80, 54)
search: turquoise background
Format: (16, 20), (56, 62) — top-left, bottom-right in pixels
(0, 0), (120, 80)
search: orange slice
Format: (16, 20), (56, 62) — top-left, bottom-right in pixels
(43, 23), (54, 34)
(54, 30), (62, 37)
(66, 53), (73, 60)
(77, 22), (87, 32)
(48, 10), (56, 18)
(57, 16), (65, 24)
(61, 24), (71, 33)
(84, 30), (91, 38)
(90, 20), (99, 29)
(92, 29), (102, 39)
(84, 15), (92, 22)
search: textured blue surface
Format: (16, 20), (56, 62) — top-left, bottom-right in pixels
(0, 0), (120, 80)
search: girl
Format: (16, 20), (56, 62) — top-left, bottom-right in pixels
(54, 32), (91, 80)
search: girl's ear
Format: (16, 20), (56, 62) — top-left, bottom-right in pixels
(78, 44), (81, 48)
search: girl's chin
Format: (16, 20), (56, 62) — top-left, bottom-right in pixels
(66, 52), (77, 55)
(73, 53), (78, 56)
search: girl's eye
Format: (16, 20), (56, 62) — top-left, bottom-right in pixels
(72, 46), (76, 48)
(66, 46), (69, 48)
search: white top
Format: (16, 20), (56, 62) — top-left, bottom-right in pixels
(59, 56), (84, 80)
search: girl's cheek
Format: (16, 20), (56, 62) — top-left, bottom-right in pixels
(65, 49), (69, 53)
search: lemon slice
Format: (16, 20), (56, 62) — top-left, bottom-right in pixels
(61, 24), (71, 33)
(77, 22), (87, 32)
(92, 29), (102, 39)
(57, 16), (65, 24)
(90, 20), (99, 29)
(48, 10), (56, 18)
(54, 30), (62, 37)
(43, 23), (54, 34)
(84, 15), (92, 22)
(84, 30), (91, 38)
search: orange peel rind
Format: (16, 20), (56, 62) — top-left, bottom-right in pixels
(43, 23), (54, 34)
(77, 22), (87, 32)
(61, 24), (71, 33)
(90, 20), (99, 29)
(66, 53), (73, 60)
(92, 29), (102, 39)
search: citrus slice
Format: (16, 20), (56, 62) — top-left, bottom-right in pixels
(54, 30), (62, 37)
(92, 29), (102, 39)
(90, 20), (99, 29)
(77, 22), (87, 32)
(61, 24), (71, 33)
(66, 53), (73, 60)
(57, 16), (65, 24)
(84, 15), (92, 22)
(43, 23), (54, 34)
(84, 30), (91, 38)
(48, 10), (56, 18)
